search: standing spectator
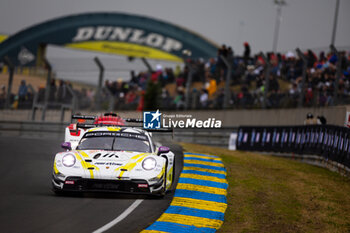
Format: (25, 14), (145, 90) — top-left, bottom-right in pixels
(0, 85), (6, 108)
(199, 88), (209, 108)
(215, 88), (225, 109)
(160, 88), (172, 109)
(64, 81), (73, 103)
(217, 45), (228, 77)
(243, 42), (251, 65)
(206, 76), (217, 97)
(87, 88), (95, 107)
(130, 71), (138, 85)
(173, 88), (185, 110)
(125, 87), (137, 105)
(18, 80), (27, 102)
(49, 79), (57, 102)
(176, 75), (185, 87)
(137, 90), (145, 112)
(37, 85), (45, 103)
(57, 80), (67, 103)
(0, 85), (6, 100)
(269, 75), (279, 92)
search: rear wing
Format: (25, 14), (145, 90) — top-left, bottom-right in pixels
(72, 114), (173, 137)
(125, 118), (143, 123)
(75, 123), (174, 138)
(71, 114), (96, 121)
(71, 114), (142, 124)
(75, 123), (96, 129)
(76, 122), (173, 132)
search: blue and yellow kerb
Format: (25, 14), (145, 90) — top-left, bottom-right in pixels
(141, 152), (228, 233)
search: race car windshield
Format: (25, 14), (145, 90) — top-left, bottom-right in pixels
(77, 131), (151, 152)
(113, 137), (151, 152)
(77, 137), (114, 150)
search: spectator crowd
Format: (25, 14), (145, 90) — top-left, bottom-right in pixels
(1, 42), (350, 111)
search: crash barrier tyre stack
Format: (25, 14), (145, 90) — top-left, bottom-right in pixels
(141, 152), (228, 233)
(236, 125), (350, 171)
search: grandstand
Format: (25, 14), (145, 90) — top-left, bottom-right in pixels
(1, 43), (349, 112)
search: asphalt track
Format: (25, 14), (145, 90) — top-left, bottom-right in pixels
(0, 136), (183, 233)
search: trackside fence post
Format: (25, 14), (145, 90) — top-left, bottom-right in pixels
(141, 57), (153, 83)
(42, 59), (52, 121)
(184, 61), (195, 110)
(221, 55), (233, 109)
(330, 44), (343, 105)
(259, 52), (270, 109)
(3, 56), (14, 109)
(296, 48), (307, 108)
(94, 57), (104, 111)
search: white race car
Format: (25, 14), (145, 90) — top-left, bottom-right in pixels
(52, 125), (175, 197)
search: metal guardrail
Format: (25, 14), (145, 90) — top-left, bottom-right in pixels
(237, 125), (350, 177)
(172, 127), (237, 147)
(0, 120), (237, 147)
(0, 121), (66, 139)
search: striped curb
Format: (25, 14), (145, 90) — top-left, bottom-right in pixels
(141, 152), (228, 233)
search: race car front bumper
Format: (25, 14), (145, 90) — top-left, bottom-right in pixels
(52, 175), (164, 194)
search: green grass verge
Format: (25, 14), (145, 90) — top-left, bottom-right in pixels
(180, 143), (350, 233)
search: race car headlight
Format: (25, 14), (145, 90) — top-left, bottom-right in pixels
(142, 157), (157, 170)
(62, 154), (76, 167)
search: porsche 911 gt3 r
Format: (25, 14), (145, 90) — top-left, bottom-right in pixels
(52, 126), (175, 197)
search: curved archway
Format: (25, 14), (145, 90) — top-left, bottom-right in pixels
(0, 12), (218, 66)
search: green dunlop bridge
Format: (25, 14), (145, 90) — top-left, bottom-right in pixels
(0, 12), (218, 66)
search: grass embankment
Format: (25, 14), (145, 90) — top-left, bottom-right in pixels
(180, 143), (350, 233)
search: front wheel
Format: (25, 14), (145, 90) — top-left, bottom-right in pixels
(159, 168), (167, 197)
(154, 163), (167, 198)
(52, 185), (65, 196)
(171, 157), (176, 191)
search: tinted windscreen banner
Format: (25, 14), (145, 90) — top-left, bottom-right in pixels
(250, 128), (257, 150)
(254, 127), (263, 151)
(236, 128), (244, 150)
(236, 125), (350, 170)
(235, 125), (350, 169)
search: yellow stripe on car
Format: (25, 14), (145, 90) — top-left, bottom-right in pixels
(75, 151), (100, 178)
(157, 165), (166, 179)
(87, 128), (101, 132)
(53, 161), (59, 174)
(107, 127), (121, 131)
(166, 166), (173, 189)
(115, 153), (148, 177)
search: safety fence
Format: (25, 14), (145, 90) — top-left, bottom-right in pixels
(236, 125), (350, 170)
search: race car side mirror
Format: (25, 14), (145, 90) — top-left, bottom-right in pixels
(61, 142), (72, 151)
(158, 146), (170, 155)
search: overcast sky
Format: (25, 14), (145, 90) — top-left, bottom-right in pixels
(0, 0), (349, 55)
